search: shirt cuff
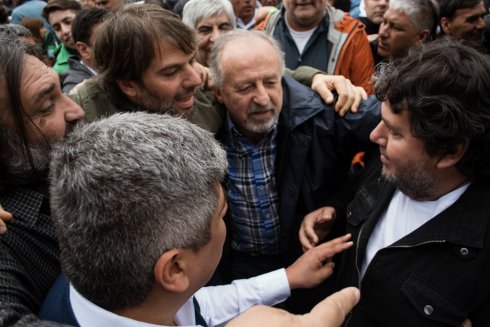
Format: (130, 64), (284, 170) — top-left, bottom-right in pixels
(250, 268), (290, 306)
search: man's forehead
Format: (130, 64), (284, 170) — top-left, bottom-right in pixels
(49, 9), (77, 23)
(197, 12), (232, 26)
(150, 40), (194, 66)
(21, 55), (58, 105)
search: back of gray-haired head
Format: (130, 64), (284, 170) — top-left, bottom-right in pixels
(49, 112), (228, 311)
(209, 29), (285, 89)
(389, 0), (438, 38)
(182, 0), (236, 29)
(0, 24), (32, 39)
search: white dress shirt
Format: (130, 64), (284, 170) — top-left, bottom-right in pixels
(70, 268), (290, 327)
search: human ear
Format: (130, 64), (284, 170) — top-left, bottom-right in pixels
(440, 17), (451, 35)
(75, 41), (90, 61)
(115, 79), (139, 98)
(154, 249), (190, 294)
(213, 86), (225, 104)
(418, 29), (430, 43)
(436, 140), (469, 169)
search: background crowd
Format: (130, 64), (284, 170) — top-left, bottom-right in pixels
(1, 0), (490, 326)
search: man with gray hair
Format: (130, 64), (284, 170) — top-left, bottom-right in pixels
(208, 29), (380, 313)
(0, 24), (37, 45)
(376, 0), (437, 59)
(264, 0), (375, 94)
(48, 112), (359, 326)
(182, 0), (235, 66)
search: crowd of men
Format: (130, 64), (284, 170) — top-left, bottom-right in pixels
(0, 0), (490, 326)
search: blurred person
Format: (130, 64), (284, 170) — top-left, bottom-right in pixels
(0, 23), (36, 43)
(20, 17), (47, 46)
(0, 4), (9, 24)
(11, 0), (48, 27)
(182, 0), (235, 66)
(230, 0), (278, 30)
(376, 0), (436, 60)
(42, 0), (81, 74)
(358, 0), (389, 40)
(80, 0), (96, 8)
(61, 7), (107, 93)
(264, 0), (375, 94)
(438, 0), (487, 49)
(94, 0), (124, 10)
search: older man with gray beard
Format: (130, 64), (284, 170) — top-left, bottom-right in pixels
(209, 29), (380, 313)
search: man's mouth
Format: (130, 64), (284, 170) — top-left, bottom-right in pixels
(378, 41), (389, 50)
(176, 93), (194, 107)
(175, 93), (194, 103)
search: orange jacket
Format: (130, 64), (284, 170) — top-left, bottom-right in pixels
(266, 6), (374, 94)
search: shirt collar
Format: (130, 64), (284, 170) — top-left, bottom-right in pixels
(70, 284), (198, 327)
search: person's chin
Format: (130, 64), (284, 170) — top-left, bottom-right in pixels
(174, 105), (195, 120)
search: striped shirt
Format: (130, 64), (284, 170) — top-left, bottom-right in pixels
(224, 117), (281, 256)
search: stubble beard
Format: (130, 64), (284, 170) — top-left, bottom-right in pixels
(381, 159), (439, 201)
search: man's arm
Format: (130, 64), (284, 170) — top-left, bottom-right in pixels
(194, 234), (352, 326)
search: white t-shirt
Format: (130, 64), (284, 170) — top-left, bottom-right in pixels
(285, 17), (316, 54)
(360, 184), (470, 279)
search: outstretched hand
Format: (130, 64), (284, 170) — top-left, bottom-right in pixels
(226, 287), (360, 327)
(286, 233), (352, 290)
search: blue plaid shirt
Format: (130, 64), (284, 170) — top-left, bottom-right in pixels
(224, 116), (281, 256)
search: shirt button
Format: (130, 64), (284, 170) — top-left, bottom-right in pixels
(460, 247), (469, 256)
(424, 305), (433, 316)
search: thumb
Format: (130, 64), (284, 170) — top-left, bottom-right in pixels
(307, 287), (360, 327)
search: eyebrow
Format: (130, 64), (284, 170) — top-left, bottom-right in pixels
(157, 55), (195, 75)
(34, 84), (55, 102)
(382, 116), (401, 133)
